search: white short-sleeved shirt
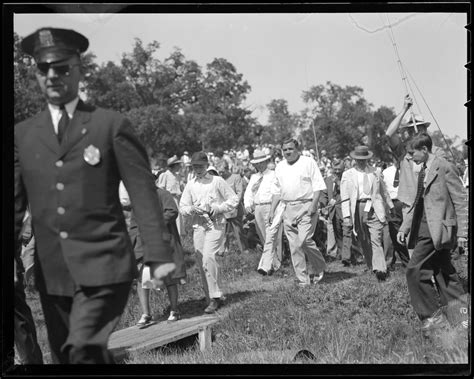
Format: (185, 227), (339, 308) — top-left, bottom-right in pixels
(271, 155), (326, 201)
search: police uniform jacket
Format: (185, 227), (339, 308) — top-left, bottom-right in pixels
(14, 101), (173, 296)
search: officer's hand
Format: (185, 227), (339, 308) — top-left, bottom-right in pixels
(150, 262), (176, 287)
(397, 231), (407, 245)
(343, 217), (352, 227)
(329, 199), (336, 206)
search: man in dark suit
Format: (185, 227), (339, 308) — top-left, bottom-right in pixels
(397, 133), (469, 335)
(14, 28), (175, 364)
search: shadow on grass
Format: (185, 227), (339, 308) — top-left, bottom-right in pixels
(321, 270), (358, 284)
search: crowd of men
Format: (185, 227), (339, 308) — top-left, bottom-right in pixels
(13, 27), (469, 365)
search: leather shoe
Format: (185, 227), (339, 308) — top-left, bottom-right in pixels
(374, 270), (388, 281)
(257, 268), (269, 276)
(204, 298), (222, 314)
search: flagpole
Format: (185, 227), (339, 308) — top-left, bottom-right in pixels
(311, 118), (320, 161)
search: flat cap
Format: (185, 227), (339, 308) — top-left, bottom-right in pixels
(21, 27), (89, 63)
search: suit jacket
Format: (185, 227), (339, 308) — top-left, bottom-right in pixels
(14, 101), (173, 296)
(400, 155), (468, 250)
(320, 176), (342, 221)
(340, 167), (394, 232)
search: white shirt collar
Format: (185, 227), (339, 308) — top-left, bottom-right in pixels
(48, 97), (80, 119)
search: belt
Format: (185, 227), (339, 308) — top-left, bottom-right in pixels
(255, 202), (271, 206)
(357, 198), (371, 203)
(282, 199), (312, 205)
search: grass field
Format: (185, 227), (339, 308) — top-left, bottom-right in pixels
(22, 229), (470, 365)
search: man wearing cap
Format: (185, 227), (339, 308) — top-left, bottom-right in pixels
(397, 133), (469, 335)
(340, 146), (394, 281)
(157, 155), (185, 238)
(385, 95), (446, 218)
(179, 152), (239, 313)
(269, 138), (327, 287)
(14, 27), (175, 364)
(244, 151), (283, 275)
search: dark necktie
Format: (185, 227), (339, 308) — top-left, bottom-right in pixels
(393, 165), (400, 188)
(57, 105), (69, 144)
(413, 164), (426, 206)
(251, 174), (264, 194)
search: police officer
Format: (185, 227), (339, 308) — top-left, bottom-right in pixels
(14, 27), (175, 364)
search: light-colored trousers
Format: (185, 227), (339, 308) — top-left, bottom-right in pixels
(257, 203), (284, 272)
(193, 221), (226, 299)
(282, 201), (327, 285)
(354, 202), (387, 272)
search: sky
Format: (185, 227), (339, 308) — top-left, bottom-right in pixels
(13, 10), (468, 144)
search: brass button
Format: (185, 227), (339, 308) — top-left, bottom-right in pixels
(57, 207), (65, 215)
(60, 231), (68, 239)
(56, 160), (64, 167)
(56, 183), (64, 190)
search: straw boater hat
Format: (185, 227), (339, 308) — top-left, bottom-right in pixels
(207, 166), (218, 175)
(350, 146), (373, 160)
(401, 114), (431, 129)
(167, 155), (182, 166)
(250, 151), (272, 164)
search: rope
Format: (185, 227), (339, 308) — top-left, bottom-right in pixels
(384, 14), (420, 132)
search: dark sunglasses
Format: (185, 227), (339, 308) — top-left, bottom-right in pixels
(36, 62), (81, 76)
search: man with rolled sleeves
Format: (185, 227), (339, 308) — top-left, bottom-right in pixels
(397, 133), (469, 335)
(14, 27), (175, 364)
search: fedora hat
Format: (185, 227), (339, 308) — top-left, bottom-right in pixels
(350, 146), (373, 160)
(167, 155), (182, 166)
(250, 151), (272, 164)
(21, 27), (89, 63)
(401, 114), (431, 129)
(191, 151), (209, 165)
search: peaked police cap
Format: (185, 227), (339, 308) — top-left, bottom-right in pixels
(21, 27), (89, 63)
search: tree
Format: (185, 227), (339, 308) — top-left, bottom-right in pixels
(261, 99), (297, 145)
(299, 81), (374, 159)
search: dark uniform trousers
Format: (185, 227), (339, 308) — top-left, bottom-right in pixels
(15, 272), (43, 364)
(38, 280), (131, 364)
(406, 205), (466, 321)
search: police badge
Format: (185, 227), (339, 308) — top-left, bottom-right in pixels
(83, 145), (101, 166)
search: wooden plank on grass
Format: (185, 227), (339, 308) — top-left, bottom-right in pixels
(108, 314), (219, 359)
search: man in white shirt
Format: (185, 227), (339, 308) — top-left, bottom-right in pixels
(243, 151), (283, 275)
(341, 146), (394, 281)
(269, 138), (327, 287)
(180, 152), (239, 313)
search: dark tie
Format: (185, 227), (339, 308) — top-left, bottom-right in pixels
(413, 164), (426, 206)
(57, 105), (69, 144)
(393, 165), (400, 188)
(251, 174), (263, 194)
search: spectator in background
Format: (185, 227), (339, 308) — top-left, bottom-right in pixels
(181, 151), (191, 166)
(180, 152), (239, 314)
(157, 155), (185, 239)
(382, 159), (411, 270)
(244, 151), (283, 276)
(340, 145), (394, 281)
(217, 160), (250, 255)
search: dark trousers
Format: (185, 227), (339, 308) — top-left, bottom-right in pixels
(331, 214), (343, 259)
(342, 222), (363, 264)
(386, 199), (410, 266)
(14, 273), (43, 364)
(406, 215), (466, 321)
(224, 216), (248, 253)
(38, 281), (131, 364)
